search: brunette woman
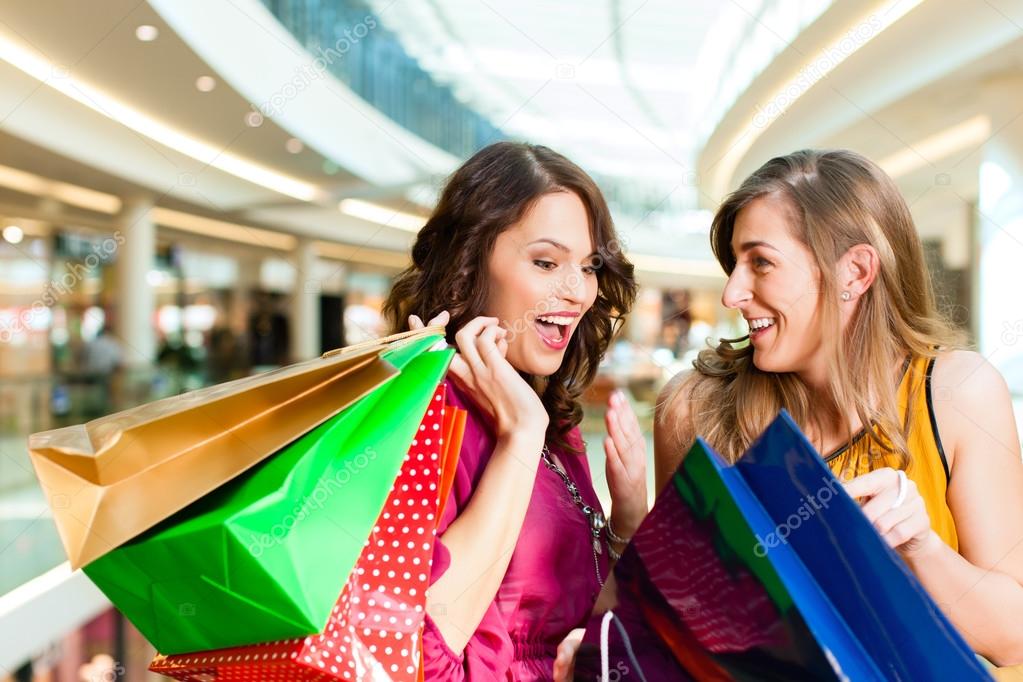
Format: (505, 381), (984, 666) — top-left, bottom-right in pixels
(384, 141), (649, 679)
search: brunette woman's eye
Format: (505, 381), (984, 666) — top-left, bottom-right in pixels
(533, 260), (556, 271)
(753, 256), (773, 271)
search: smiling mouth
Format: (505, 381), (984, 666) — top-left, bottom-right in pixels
(534, 314), (577, 349)
(747, 317), (776, 341)
(535, 319), (566, 343)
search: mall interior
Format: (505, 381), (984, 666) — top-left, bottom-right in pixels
(1, 0), (1022, 679)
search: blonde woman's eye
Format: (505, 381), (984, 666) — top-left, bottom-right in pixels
(533, 260), (556, 271)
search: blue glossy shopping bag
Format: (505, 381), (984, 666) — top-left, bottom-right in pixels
(574, 411), (992, 681)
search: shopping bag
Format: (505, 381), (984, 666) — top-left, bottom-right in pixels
(149, 383), (465, 680)
(574, 410), (993, 681)
(28, 329), (447, 568)
(83, 335), (453, 654)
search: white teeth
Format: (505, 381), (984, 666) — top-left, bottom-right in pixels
(748, 317), (776, 330)
(537, 315), (573, 326)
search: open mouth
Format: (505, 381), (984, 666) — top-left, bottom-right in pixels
(748, 317), (776, 342)
(534, 314), (574, 349)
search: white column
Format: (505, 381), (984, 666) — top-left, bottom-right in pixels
(115, 197), (156, 367)
(976, 99), (1023, 394)
(292, 238), (320, 361)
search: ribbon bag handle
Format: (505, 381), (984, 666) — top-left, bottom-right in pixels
(321, 324), (447, 359)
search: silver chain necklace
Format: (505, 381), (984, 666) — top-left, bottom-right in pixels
(541, 445), (605, 587)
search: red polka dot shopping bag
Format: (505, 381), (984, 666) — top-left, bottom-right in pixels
(150, 382), (465, 681)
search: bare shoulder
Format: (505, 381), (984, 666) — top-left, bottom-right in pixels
(656, 369), (696, 422)
(929, 349), (1018, 474)
(654, 370), (699, 493)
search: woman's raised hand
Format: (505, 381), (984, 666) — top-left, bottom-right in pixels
(604, 389), (649, 539)
(409, 312), (547, 437)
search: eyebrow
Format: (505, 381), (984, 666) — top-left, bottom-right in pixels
(733, 240), (781, 255)
(528, 238), (598, 257)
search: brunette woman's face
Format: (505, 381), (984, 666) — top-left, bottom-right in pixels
(721, 194), (824, 375)
(485, 191), (599, 377)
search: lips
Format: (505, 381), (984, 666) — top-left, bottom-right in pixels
(534, 312), (578, 351)
(746, 317), (776, 343)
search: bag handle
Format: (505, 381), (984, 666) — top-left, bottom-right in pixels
(321, 324), (447, 358)
(599, 610), (649, 682)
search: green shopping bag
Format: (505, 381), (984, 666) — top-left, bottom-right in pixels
(83, 334), (453, 654)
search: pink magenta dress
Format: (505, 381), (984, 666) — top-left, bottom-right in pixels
(422, 380), (609, 680)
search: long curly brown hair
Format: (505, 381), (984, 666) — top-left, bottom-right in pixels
(383, 142), (637, 453)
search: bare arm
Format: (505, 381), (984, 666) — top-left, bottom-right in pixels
(906, 351), (1023, 666)
(427, 430), (544, 652)
(420, 315), (550, 654)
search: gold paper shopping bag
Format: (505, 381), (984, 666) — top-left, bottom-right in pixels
(28, 328), (444, 569)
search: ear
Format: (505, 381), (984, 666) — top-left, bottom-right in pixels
(838, 243), (880, 299)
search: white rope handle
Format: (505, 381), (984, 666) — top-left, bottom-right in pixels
(600, 610), (615, 682)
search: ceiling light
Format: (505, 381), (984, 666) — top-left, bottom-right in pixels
(195, 76), (216, 92)
(0, 34), (323, 202)
(135, 25), (159, 42)
(878, 115), (990, 178)
(3, 225), (24, 244)
(245, 111), (264, 127)
(285, 138), (304, 154)
(0, 163), (122, 213)
(709, 0), (926, 197)
(338, 199), (427, 233)
(151, 207), (296, 250)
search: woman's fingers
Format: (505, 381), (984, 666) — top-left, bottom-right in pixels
(410, 310), (449, 331)
(842, 467), (892, 501)
(454, 317), (496, 376)
(604, 435), (624, 476)
(427, 310), (450, 327)
(552, 628), (585, 681)
(844, 467), (933, 553)
(474, 323), (506, 367)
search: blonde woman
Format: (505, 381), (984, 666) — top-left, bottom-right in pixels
(656, 149), (1023, 668)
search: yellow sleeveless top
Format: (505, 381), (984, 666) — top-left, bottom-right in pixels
(824, 355), (958, 551)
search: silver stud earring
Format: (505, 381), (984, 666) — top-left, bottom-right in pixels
(841, 291), (852, 301)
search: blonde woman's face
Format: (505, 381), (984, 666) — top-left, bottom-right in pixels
(721, 195), (824, 375)
(484, 191), (599, 377)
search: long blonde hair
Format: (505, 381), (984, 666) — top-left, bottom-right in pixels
(666, 149), (965, 466)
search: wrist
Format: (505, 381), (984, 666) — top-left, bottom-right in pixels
(605, 514), (636, 548)
(609, 507), (645, 541)
(495, 429), (546, 457)
(495, 412), (548, 439)
(901, 529), (945, 563)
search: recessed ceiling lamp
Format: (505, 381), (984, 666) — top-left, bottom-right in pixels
(3, 225), (24, 244)
(195, 76), (216, 92)
(135, 25), (159, 42)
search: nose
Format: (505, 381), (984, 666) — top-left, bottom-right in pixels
(558, 266), (588, 305)
(721, 269), (752, 310)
